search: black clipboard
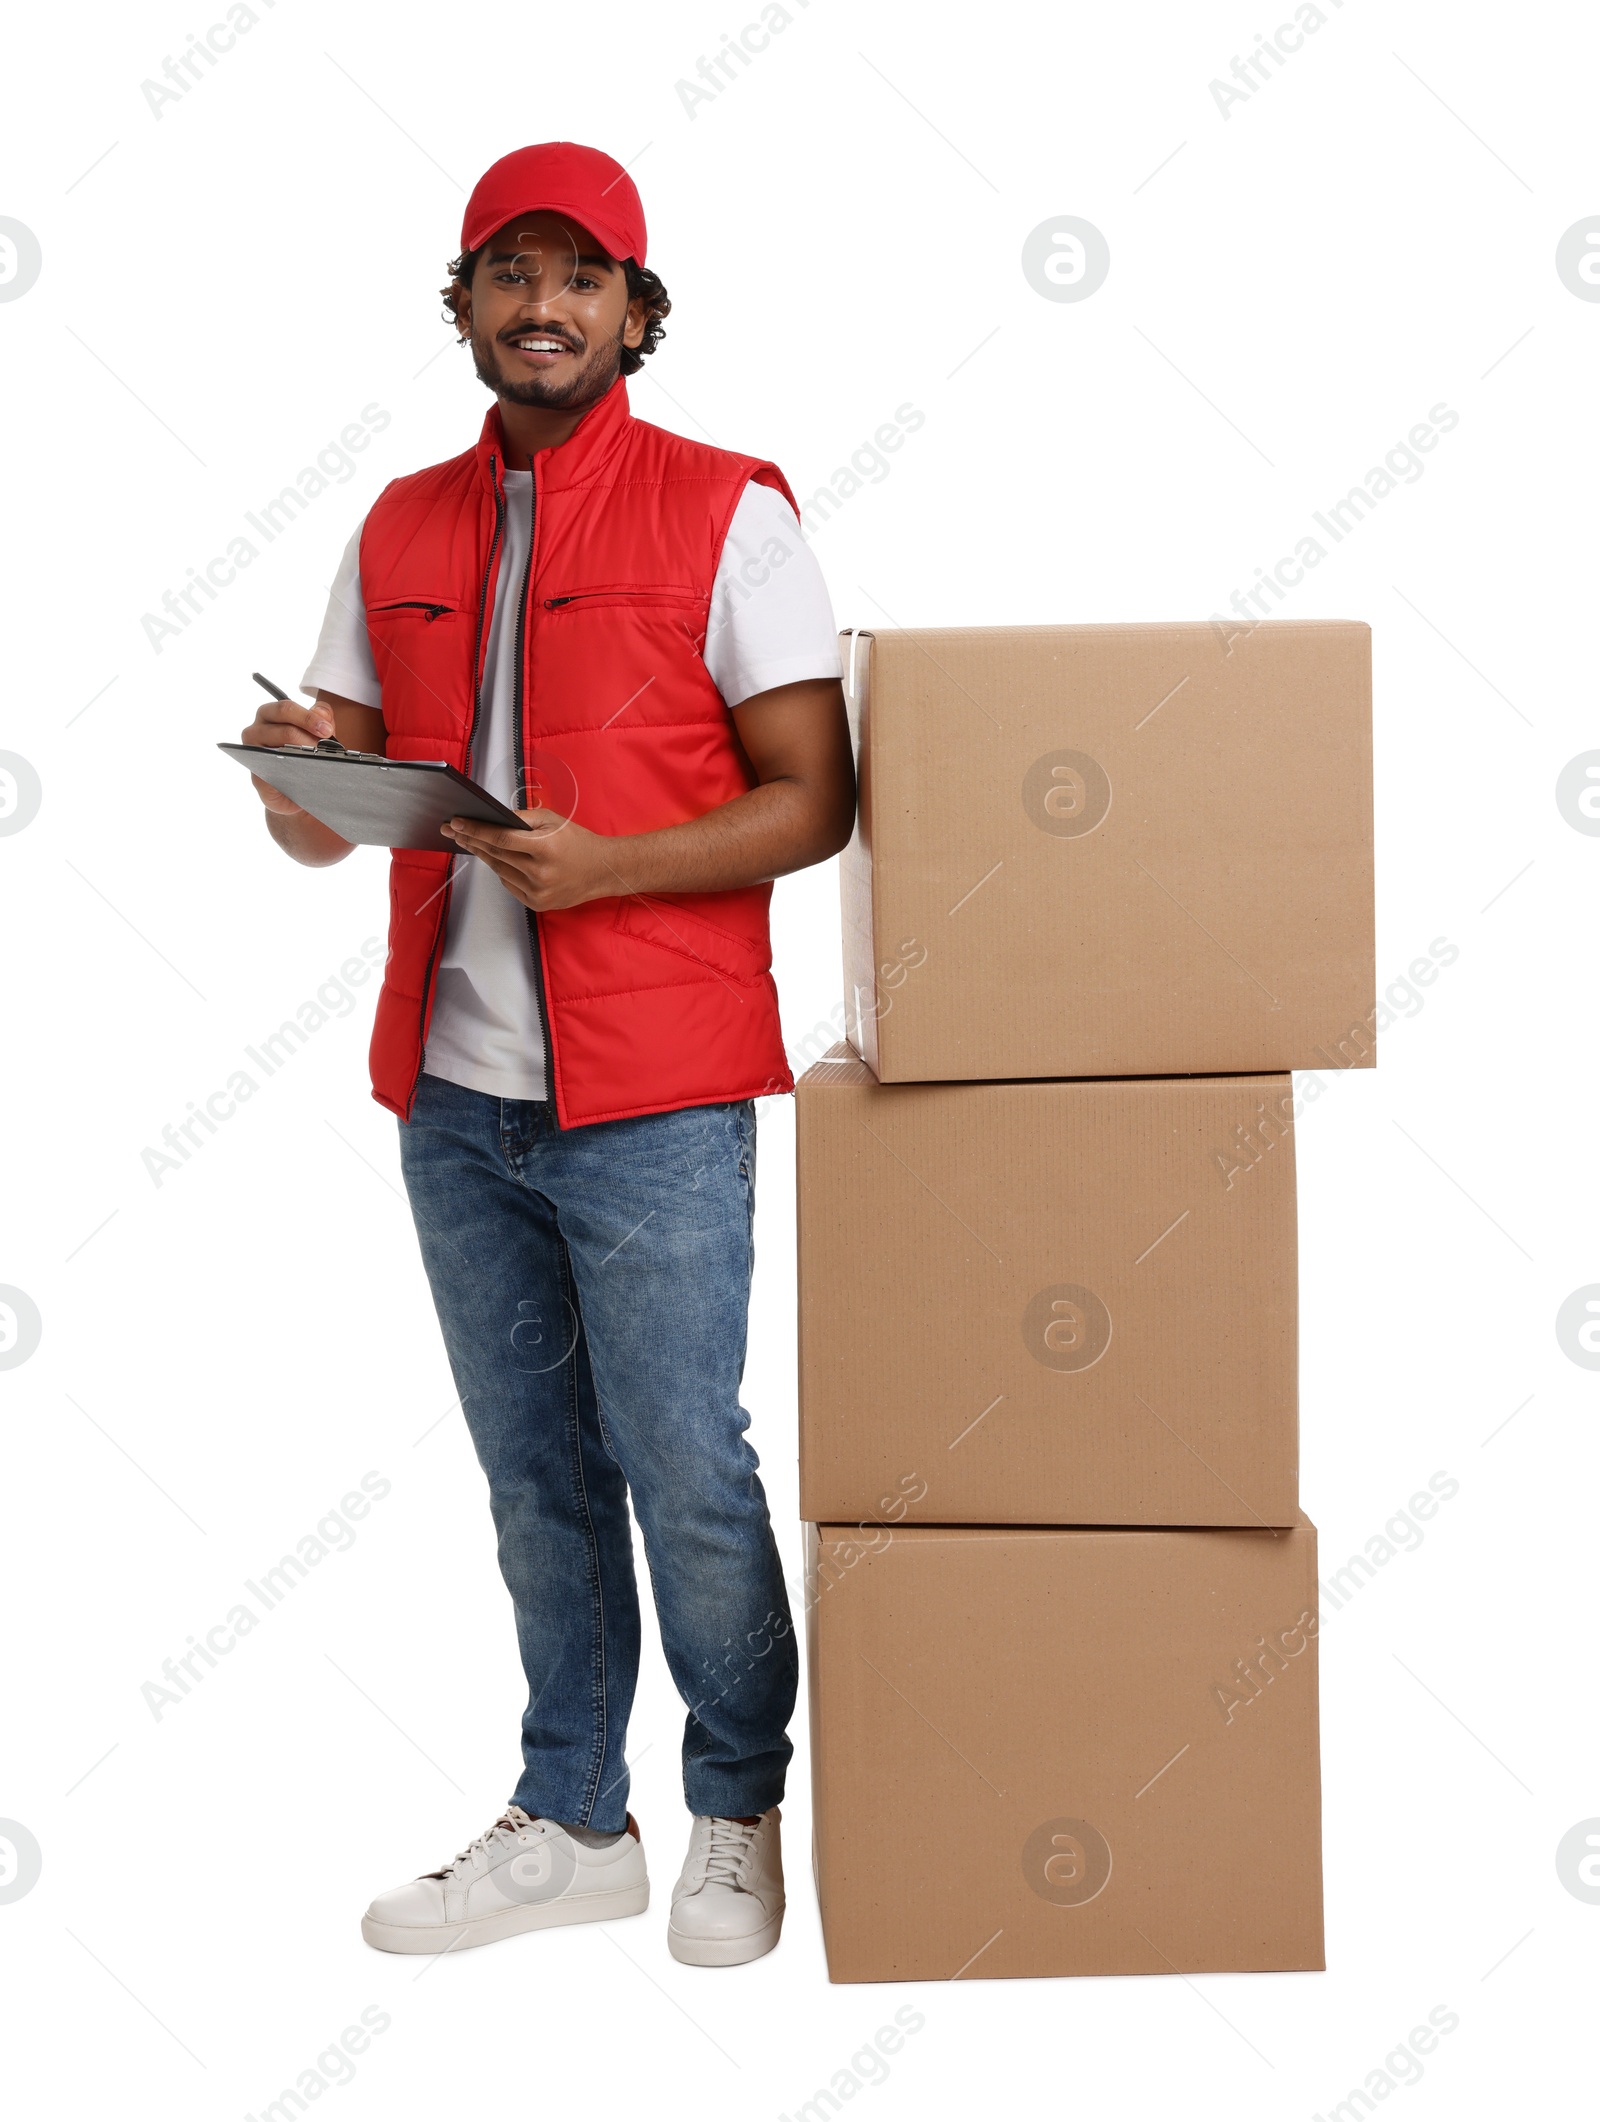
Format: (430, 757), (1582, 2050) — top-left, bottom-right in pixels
(219, 739), (526, 851)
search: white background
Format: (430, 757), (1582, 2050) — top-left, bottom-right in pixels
(1, 0), (1594, 2113)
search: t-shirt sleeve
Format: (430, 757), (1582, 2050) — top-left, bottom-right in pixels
(702, 480), (844, 709)
(299, 517), (382, 709)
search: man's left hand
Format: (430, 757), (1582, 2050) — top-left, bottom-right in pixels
(442, 808), (622, 912)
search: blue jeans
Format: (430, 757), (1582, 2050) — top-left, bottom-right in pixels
(397, 1072), (795, 1829)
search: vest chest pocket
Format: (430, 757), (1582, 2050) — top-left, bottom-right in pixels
(365, 598), (474, 735)
(541, 584), (709, 615)
(367, 597), (469, 623)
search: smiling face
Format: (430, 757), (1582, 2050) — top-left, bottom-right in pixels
(456, 211), (648, 414)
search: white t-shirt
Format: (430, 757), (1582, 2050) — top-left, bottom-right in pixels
(302, 474), (842, 1101)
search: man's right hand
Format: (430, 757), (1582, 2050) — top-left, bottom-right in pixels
(240, 695), (337, 817)
(242, 688), (387, 866)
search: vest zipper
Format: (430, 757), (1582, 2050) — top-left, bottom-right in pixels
(513, 457), (563, 1128)
(408, 456), (504, 1115)
(370, 600), (452, 620)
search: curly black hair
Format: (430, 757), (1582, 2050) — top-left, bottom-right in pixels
(441, 246), (670, 374)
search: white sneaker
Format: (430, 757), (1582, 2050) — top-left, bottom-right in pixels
(667, 1808), (784, 1966)
(362, 1806), (648, 1955)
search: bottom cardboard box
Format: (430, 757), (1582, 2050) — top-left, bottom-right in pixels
(806, 1519), (1324, 1982)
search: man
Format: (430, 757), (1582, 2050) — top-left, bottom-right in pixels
(240, 141), (854, 1967)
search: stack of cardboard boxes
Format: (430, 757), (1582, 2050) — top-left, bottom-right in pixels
(797, 620), (1374, 1982)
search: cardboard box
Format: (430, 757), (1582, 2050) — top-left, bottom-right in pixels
(797, 1047), (1298, 1526)
(806, 1519), (1324, 1982)
(840, 620), (1374, 1081)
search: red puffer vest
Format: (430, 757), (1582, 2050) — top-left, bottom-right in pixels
(359, 378), (798, 1128)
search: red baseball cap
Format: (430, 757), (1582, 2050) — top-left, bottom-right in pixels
(460, 142), (647, 266)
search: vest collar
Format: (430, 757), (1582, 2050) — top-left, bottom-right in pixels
(474, 375), (633, 497)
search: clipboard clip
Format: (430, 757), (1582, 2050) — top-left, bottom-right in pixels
(313, 738), (349, 755)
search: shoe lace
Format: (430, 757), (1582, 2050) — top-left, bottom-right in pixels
(425, 1808), (538, 1880)
(696, 1816), (758, 1891)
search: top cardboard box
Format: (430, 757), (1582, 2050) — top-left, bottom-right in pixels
(840, 621), (1375, 1082)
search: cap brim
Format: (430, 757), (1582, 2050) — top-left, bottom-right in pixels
(462, 197), (635, 265)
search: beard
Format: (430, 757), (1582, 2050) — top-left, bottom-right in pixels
(469, 323), (623, 411)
